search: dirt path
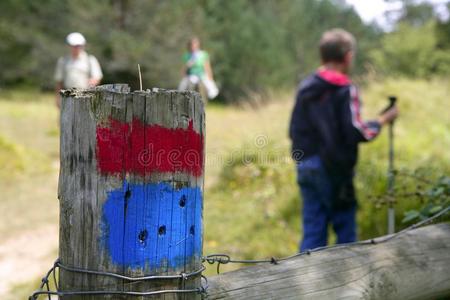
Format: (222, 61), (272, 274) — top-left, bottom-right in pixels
(0, 225), (58, 298)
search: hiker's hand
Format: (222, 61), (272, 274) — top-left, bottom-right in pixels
(378, 106), (398, 125)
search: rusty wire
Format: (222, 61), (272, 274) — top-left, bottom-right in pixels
(30, 201), (448, 298)
(203, 205), (449, 274)
(29, 260), (207, 300)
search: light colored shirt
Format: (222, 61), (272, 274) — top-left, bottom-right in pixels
(54, 51), (103, 89)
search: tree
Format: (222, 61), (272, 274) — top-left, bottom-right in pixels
(370, 1), (450, 77)
(0, 0), (378, 102)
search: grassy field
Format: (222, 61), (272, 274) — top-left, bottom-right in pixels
(1, 77), (449, 298)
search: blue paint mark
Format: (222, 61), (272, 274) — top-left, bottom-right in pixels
(102, 181), (202, 270)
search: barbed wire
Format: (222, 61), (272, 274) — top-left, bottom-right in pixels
(57, 259), (205, 281)
(203, 205), (450, 274)
(29, 260), (207, 300)
(30, 203), (448, 298)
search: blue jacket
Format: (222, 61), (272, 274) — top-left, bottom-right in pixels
(289, 69), (381, 177)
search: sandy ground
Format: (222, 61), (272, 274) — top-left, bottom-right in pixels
(0, 225), (58, 298)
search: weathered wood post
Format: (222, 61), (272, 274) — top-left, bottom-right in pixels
(58, 84), (204, 299)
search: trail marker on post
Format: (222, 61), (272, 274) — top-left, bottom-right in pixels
(58, 84), (204, 299)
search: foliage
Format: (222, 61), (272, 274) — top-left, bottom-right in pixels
(401, 173), (449, 223)
(201, 0), (379, 101)
(370, 168), (450, 224)
(354, 77), (450, 239)
(0, 0), (377, 101)
(1, 1), (449, 99)
(205, 144), (299, 262)
(399, 1), (435, 27)
(369, 2), (450, 78)
(370, 21), (450, 77)
(204, 76), (450, 265)
(0, 134), (25, 176)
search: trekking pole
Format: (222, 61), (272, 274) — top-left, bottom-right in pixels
(386, 96), (397, 234)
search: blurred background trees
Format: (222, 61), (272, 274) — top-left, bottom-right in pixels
(371, 1), (450, 77)
(0, 0), (448, 102)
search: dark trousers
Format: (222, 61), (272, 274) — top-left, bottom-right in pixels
(297, 155), (357, 252)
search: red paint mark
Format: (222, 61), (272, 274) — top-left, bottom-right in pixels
(96, 118), (203, 177)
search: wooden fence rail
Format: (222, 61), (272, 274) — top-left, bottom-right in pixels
(206, 223), (450, 300)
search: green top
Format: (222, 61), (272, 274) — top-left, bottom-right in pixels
(183, 50), (209, 77)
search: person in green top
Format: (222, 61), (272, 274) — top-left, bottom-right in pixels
(178, 37), (219, 100)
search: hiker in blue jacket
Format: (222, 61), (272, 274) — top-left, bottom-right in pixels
(289, 29), (398, 252)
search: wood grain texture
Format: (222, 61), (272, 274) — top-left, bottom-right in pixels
(58, 85), (204, 299)
(207, 223), (450, 300)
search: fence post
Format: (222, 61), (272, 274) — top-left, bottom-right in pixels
(58, 84), (205, 299)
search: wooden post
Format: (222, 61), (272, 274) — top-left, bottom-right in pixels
(207, 223), (450, 300)
(58, 84), (205, 299)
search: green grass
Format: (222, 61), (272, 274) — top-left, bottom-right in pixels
(1, 78), (449, 296)
(0, 134), (26, 176)
(357, 77), (450, 238)
(0, 88), (59, 240)
(205, 77), (450, 272)
(0, 88), (60, 299)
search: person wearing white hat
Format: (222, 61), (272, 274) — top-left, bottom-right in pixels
(54, 32), (103, 108)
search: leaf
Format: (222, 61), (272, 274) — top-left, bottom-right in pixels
(432, 187), (445, 197)
(429, 205), (443, 214)
(402, 210), (420, 223)
(420, 203), (434, 216)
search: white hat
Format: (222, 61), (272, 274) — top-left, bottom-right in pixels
(66, 32), (86, 46)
